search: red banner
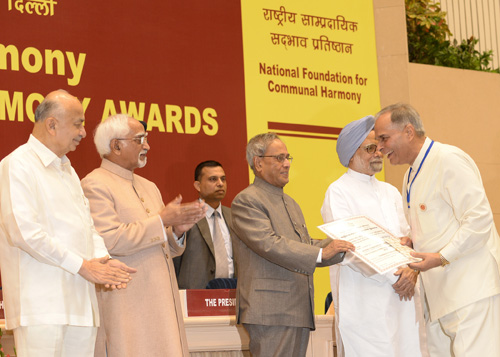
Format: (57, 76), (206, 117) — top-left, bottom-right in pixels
(0, 0), (249, 202)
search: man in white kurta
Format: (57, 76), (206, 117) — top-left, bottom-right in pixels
(375, 103), (500, 357)
(0, 90), (135, 356)
(321, 115), (423, 357)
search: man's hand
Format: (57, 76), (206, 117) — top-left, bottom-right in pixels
(79, 256), (137, 288)
(322, 239), (355, 261)
(103, 259), (138, 289)
(159, 195), (207, 235)
(408, 252), (442, 272)
(399, 236), (413, 248)
(392, 267), (418, 301)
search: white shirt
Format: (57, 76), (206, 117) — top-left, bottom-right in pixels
(205, 204), (234, 277)
(0, 135), (109, 329)
(321, 169), (422, 357)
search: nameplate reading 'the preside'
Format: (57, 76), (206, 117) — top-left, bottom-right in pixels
(185, 289), (236, 317)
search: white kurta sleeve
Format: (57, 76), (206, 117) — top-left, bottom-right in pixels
(438, 151), (494, 262)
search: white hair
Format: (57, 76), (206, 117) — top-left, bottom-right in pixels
(246, 133), (281, 173)
(375, 103), (426, 137)
(94, 114), (132, 158)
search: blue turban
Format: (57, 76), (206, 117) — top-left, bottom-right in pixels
(336, 115), (375, 167)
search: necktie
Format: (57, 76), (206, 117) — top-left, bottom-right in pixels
(212, 211), (229, 278)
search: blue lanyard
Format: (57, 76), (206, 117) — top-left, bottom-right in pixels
(406, 140), (434, 208)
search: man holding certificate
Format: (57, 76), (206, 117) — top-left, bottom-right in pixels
(321, 115), (424, 357)
(231, 133), (354, 357)
(375, 103), (500, 357)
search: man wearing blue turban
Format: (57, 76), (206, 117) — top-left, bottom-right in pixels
(321, 115), (426, 357)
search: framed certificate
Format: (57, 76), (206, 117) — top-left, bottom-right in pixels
(318, 216), (420, 274)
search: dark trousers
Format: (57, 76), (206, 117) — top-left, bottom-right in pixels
(243, 323), (310, 357)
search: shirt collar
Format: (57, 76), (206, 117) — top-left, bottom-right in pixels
(346, 168), (374, 182)
(100, 158), (134, 181)
(28, 134), (69, 169)
(411, 137), (433, 170)
(253, 176), (284, 196)
(205, 203), (222, 219)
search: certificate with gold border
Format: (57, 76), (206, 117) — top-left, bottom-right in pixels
(318, 216), (420, 274)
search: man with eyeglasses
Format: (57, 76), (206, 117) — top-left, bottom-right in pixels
(321, 115), (425, 357)
(374, 103), (500, 357)
(81, 114), (206, 356)
(231, 132), (354, 357)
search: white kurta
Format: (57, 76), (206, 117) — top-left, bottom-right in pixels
(321, 169), (422, 357)
(404, 138), (500, 321)
(0, 135), (108, 330)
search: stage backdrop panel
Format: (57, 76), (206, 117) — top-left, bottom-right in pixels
(241, 0), (383, 312)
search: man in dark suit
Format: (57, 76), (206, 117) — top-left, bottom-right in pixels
(231, 133), (355, 357)
(175, 160), (235, 289)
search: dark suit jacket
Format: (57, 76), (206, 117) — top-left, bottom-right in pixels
(231, 177), (343, 330)
(174, 205), (235, 289)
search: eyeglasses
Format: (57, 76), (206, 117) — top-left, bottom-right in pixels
(361, 144), (378, 154)
(258, 154), (293, 163)
(116, 133), (148, 145)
